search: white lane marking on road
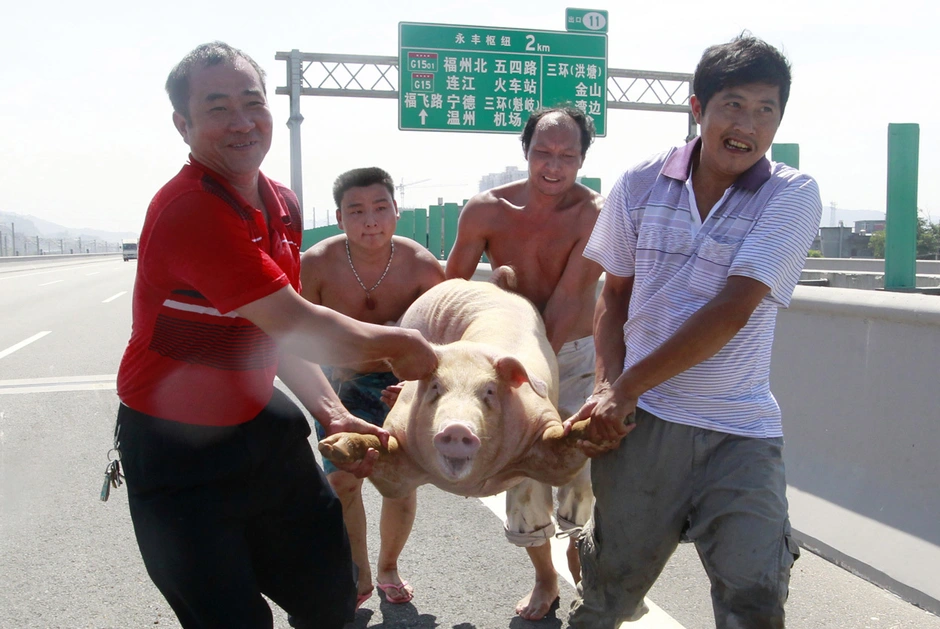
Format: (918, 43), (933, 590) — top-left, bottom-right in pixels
(478, 494), (686, 628)
(0, 260), (123, 282)
(0, 374), (116, 394)
(0, 331), (52, 360)
(86, 272), (100, 276)
(103, 291), (128, 303)
(39, 279), (64, 286)
(0, 269), (67, 281)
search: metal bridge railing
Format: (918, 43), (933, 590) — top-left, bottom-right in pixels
(275, 53), (399, 99)
(275, 51), (694, 115)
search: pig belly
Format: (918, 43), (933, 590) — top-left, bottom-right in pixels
(425, 474), (525, 499)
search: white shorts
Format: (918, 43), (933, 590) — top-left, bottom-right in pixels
(504, 336), (595, 547)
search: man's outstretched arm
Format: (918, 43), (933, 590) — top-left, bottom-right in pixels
(445, 198), (489, 280)
(238, 285), (437, 382)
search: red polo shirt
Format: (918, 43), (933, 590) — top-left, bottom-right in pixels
(117, 157), (303, 426)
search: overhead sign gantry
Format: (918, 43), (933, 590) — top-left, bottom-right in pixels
(276, 12), (694, 210)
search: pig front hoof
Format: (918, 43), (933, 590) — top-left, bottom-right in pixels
(318, 434), (366, 465)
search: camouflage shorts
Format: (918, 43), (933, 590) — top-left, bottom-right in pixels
(315, 368), (400, 475)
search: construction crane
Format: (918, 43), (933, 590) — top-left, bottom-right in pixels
(395, 178), (431, 208)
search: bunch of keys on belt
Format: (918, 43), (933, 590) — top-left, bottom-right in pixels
(100, 449), (124, 502)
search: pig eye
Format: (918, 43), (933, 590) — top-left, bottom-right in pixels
(427, 380), (442, 402)
(482, 383), (498, 408)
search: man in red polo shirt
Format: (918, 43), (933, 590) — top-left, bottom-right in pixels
(114, 41), (437, 629)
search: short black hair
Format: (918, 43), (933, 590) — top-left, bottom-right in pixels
(332, 167), (396, 209)
(693, 32), (792, 117)
(165, 41), (267, 121)
(521, 106), (596, 159)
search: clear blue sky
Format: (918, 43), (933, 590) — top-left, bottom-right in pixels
(2, 0), (937, 233)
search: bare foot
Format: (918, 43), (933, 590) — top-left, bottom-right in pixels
(376, 567), (404, 590)
(515, 578), (560, 621)
(376, 568), (414, 604)
(355, 560), (373, 603)
(355, 588), (373, 610)
(357, 581), (374, 604)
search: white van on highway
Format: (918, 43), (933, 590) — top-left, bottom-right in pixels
(122, 239), (138, 261)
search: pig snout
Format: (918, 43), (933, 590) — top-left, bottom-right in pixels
(434, 422), (481, 458)
(433, 422), (481, 481)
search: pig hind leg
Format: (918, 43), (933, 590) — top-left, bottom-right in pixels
(555, 461), (593, 584)
(555, 461), (593, 536)
(504, 478), (555, 545)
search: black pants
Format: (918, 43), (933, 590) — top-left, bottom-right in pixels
(117, 389), (357, 629)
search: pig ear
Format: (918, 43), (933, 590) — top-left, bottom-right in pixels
(495, 356), (549, 398)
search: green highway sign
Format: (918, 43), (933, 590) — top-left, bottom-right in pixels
(565, 8), (608, 33)
(399, 22), (607, 136)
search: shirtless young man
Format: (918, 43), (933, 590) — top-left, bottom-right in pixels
(445, 107), (603, 621)
(300, 167), (445, 609)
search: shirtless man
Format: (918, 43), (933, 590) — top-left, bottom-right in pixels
(300, 167), (445, 609)
(445, 107), (603, 621)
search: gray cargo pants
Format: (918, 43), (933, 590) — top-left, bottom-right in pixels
(568, 407), (800, 629)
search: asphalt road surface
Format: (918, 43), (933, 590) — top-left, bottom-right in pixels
(1, 257), (937, 628)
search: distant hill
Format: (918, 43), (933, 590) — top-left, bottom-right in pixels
(0, 212), (137, 241)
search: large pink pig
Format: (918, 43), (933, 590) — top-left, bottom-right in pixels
(318, 277), (592, 499)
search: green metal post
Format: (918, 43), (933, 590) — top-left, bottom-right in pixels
(771, 143), (800, 169)
(579, 177), (601, 193)
(443, 203), (459, 258)
(428, 205), (443, 260)
(884, 124), (919, 290)
(396, 209), (415, 240)
(414, 208), (428, 249)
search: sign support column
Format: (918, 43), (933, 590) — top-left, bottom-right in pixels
(287, 49), (305, 211)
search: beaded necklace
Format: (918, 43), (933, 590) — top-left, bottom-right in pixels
(345, 238), (394, 310)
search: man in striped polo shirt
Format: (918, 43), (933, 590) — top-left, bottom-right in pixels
(565, 34), (823, 628)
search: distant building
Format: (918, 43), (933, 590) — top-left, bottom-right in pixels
(815, 224), (874, 258)
(478, 166), (527, 191)
(855, 220), (886, 234)
(478, 166), (601, 193)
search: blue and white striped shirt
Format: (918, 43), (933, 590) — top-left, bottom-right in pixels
(584, 139), (823, 438)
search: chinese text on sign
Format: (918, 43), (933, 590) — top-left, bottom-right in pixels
(399, 22), (607, 136)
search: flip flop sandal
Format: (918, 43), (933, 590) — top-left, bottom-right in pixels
(376, 580), (414, 604)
